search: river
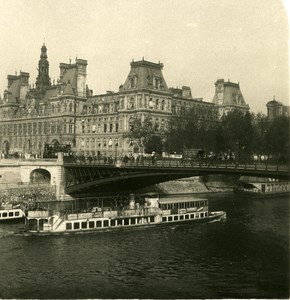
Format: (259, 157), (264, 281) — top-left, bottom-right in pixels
(0, 193), (289, 299)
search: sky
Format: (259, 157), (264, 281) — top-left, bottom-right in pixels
(0, 0), (288, 113)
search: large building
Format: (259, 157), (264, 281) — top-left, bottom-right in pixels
(0, 45), (248, 158)
(212, 78), (249, 117)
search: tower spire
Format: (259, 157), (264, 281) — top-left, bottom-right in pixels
(35, 43), (51, 92)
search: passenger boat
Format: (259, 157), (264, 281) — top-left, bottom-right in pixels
(18, 194), (226, 235)
(234, 176), (290, 196)
(0, 203), (26, 222)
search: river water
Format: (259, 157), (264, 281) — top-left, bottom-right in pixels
(0, 193), (289, 299)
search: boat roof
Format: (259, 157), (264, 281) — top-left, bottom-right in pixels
(158, 197), (207, 204)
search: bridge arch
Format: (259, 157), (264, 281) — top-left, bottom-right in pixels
(30, 168), (51, 184)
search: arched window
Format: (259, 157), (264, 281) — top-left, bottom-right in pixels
(129, 98), (135, 109)
(128, 117), (134, 131)
(69, 103), (73, 112)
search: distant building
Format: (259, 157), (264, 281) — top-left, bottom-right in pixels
(266, 97), (290, 120)
(0, 45), (218, 158)
(212, 78), (249, 118)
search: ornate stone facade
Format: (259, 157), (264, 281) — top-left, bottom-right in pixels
(0, 45), (245, 158)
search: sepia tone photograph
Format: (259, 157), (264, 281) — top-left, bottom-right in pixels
(0, 0), (289, 299)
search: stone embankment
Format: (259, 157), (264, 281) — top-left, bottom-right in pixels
(153, 176), (236, 194)
(0, 185), (56, 203)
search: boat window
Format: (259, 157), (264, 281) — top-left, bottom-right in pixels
(103, 220), (109, 227)
(97, 221), (102, 227)
(9, 212), (13, 217)
(81, 222), (87, 229)
(168, 216), (172, 221)
(200, 213), (204, 218)
(3, 213), (7, 217)
(205, 212), (208, 217)
(131, 218), (136, 225)
(137, 217), (142, 224)
(174, 215), (178, 221)
(66, 223), (72, 230)
(117, 219), (122, 226)
(0, 213), (1, 217)
(111, 220), (116, 226)
(89, 221), (95, 228)
(190, 214), (194, 219)
(180, 215), (184, 220)
(185, 215), (189, 220)
(150, 216), (154, 223)
(162, 217), (167, 222)
(74, 222), (80, 229)
(196, 213), (199, 218)
(124, 218), (129, 226)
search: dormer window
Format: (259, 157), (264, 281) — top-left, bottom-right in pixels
(154, 77), (161, 89)
(129, 76), (137, 89)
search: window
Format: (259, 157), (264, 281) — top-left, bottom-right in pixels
(111, 220), (116, 226)
(185, 215), (189, 220)
(130, 218), (136, 225)
(74, 222), (80, 229)
(66, 223), (72, 230)
(180, 215), (184, 220)
(174, 216), (178, 221)
(9, 212), (13, 217)
(89, 221), (95, 228)
(81, 222), (87, 229)
(97, 221), (102, 227)
(15, 212), (19, 216)
(3, 213), (7, 217)
(168, 216), (172, 221)
(162, 217), (167, 222)
(104, 124), (107, 132)
(190, 214), (194, 219)
(103, 220), (109, 227)
(124, 219), (129, 226)
(150, 216), (154, 223)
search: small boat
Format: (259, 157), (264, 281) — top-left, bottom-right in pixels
(234, 176), (290, 196)
(0, 203), (26, 222)
(18, 193), (226, 235)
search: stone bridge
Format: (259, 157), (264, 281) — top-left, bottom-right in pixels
(0, 153), (289, 200)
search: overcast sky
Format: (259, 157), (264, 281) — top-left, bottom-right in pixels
(0, 0), (288, 113)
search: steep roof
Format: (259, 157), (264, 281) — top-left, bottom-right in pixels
(121, 59), (169, 92)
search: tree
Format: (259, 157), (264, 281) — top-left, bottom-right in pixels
(122, 115), (154, 153)
(264, 116), (290, 162)
(144, 135), (163, 154)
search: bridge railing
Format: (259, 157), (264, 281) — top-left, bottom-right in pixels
(63, 156), (289, 173)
